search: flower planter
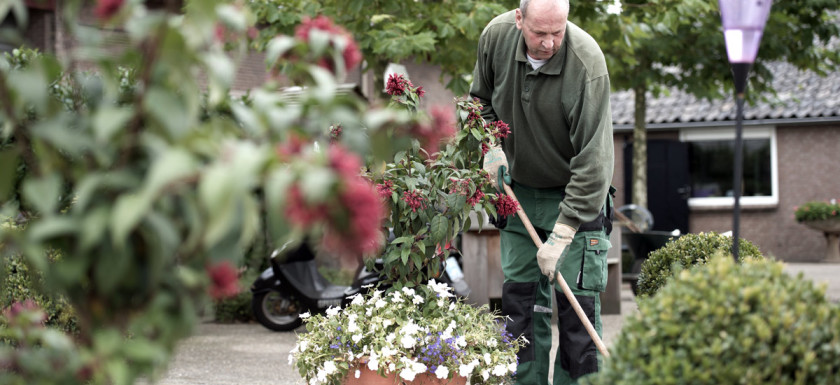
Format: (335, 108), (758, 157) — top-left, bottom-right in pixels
(802, 219), (840, 263)
(343, 367), (467, 385)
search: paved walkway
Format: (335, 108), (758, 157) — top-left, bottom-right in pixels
(153, 263), (839, 385)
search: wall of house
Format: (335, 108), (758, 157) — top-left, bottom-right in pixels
(690, 124), (840, 262)
(615, 125), (840, 262)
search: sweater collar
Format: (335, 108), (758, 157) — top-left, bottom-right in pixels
(515, 27), (567, 75)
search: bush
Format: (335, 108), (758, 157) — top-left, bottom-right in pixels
(213, 288), (253, 324)
(1, 252), (77, 334)
(636, 232), (763, 297)
(587, 256), (840, 385)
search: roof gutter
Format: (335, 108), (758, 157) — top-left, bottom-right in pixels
(612, 115), (840, 132)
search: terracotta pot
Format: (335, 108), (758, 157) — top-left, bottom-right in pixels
(343, 366), (467, 385)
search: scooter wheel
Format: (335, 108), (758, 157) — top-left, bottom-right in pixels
(252, 290), (303, 331)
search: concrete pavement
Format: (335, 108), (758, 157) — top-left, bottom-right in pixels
(152, 263), (839, 385)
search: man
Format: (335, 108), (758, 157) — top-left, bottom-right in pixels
(469, 0), (614, 384)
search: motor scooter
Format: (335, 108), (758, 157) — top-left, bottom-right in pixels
(250, 241), (470, 332)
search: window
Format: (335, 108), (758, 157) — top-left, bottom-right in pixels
(680, 126), (778, 208)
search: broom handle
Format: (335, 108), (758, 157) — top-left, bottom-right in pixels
(502, 183), (610, 358)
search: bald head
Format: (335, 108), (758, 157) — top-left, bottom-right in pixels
(520, 0), (570, 19)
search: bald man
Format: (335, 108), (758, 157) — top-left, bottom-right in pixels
(470, 0), (615, 384)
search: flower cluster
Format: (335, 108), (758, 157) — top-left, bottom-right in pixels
(385, 73), (424, 97)
(289, 281), (525, 385)
(493, 194), (520, 218)
(794, 199), (840, 222)
(402, 190), (427, 213)
(294, 15), (362, 74)
(282, 142), (386, 258)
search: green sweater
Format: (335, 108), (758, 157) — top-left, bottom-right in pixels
(469, 10), (614, 230)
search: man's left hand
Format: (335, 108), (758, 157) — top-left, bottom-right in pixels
(536, 223), (576, 280)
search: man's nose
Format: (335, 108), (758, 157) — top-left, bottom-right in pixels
(541, 39), (553, 49)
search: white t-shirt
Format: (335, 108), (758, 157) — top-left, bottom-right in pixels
(527, 53), (548, 70)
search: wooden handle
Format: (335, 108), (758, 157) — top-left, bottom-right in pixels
(502, 183), (610, 358)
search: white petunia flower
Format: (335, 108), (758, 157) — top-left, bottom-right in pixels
(400, 367), (417, 382)
(355, 369), (361, 378)
(323, 361), (337, 374)
(449, 302), (456, 311)
(402, 287), (415, 297)
(487, 337), (498, 348)
(412, 295), (424, 304)
(389, 363), (396, 372)
(484, 352), (492, 364)
(352, 334), (363, 343)
(435, 365), (449, 379)
(400, 335), (417, 349)
(492, 364), (507, 376)
(481, 369), (490, 381)
(325, 306), (340, 317)
(455, 336), (467, 348)
(375, 299), (387, 308)
(508, 362), (518, 373)
(386, 333), (396, 344)
(350, 294), (364, 306)
(300, 311), (311, 319)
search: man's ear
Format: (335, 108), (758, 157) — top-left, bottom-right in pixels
(515, 9), (523, 30)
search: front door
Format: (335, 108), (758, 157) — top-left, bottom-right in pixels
(623, 139), (690, 234)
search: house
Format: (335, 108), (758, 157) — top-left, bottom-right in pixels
(8, 2), (839, 262)
(609, 61), (840, 262)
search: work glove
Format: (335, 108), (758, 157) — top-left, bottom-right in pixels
(536, 223), (576, 281)
(483, 145), (508, 190)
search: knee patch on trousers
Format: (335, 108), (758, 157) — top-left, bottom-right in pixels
(502, 281), (537, 363)
(555, 291), (599, 379)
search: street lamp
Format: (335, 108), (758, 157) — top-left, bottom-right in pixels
(719, 0), (772, 262)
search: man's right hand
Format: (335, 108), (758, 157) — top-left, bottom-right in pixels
(483, 145), (508, 190)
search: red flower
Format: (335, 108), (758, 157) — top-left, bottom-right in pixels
(207, 261), (240, 300)
(487, 120), (511, 139)
(386, 73), (411, 96)
(94, 0), (124, 20)
(467, 189), (485, 207)
(481, 142), (490, 155)
(295, 15), (361, 73)
(494, 194), (519, 218)
(409, 105), (456, 156)
(328, 144), (362, 179)
(376, 180), (394, 200)
(286, 184), (330, 228)
(402, 190), (427, 212)
(329, 124), (343, 143)
(323, 178), (385, 257)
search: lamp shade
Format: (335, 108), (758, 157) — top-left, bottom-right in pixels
(719, 0), (772, 63)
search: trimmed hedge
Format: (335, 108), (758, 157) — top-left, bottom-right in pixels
(636, 232), (763, 297)
(2, 252), (77, 334)
(587, 256), (840, 384)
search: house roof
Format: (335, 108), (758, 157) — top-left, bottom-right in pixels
(609, 61), (840, 131)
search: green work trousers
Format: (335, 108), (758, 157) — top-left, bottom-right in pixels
(499, 182), (611, 385)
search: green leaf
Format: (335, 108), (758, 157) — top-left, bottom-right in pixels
(21, 173), (63, 215)
(111, 193), (152, 247)
(144, 87), (191, 139)
(144, 149), (197, 195)
(266, 35), (296, 64)
(92, 106), (134, 143)
(0, 148), (18, 201)
(430, 215), (448, 243)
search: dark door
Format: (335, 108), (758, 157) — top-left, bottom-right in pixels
(623, 140), (690, 234)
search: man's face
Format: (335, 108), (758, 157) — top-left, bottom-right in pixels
(515, 4), (567, 61)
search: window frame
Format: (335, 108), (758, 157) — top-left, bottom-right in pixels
(679, 125), (778, 209)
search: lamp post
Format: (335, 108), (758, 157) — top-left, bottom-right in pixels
(718, 0), (773, 263)
(719, 0), (772, 262)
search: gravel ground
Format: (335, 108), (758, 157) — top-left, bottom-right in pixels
(152, 263), (839, 385)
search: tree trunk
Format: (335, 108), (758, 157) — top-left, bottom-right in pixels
(632, 83), (647, 209)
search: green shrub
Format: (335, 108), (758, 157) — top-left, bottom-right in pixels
(587, 256), (840, 385)
(213, 289), (253, 323)
(1, 252), (77, 334)
(636, 232), (763, 297)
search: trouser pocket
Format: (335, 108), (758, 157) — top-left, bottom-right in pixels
(576, 230), (610, 292)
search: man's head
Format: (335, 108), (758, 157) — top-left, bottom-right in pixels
(515, 0), (569, 60)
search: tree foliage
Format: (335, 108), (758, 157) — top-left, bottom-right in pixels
(248, 0), (518, 95)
